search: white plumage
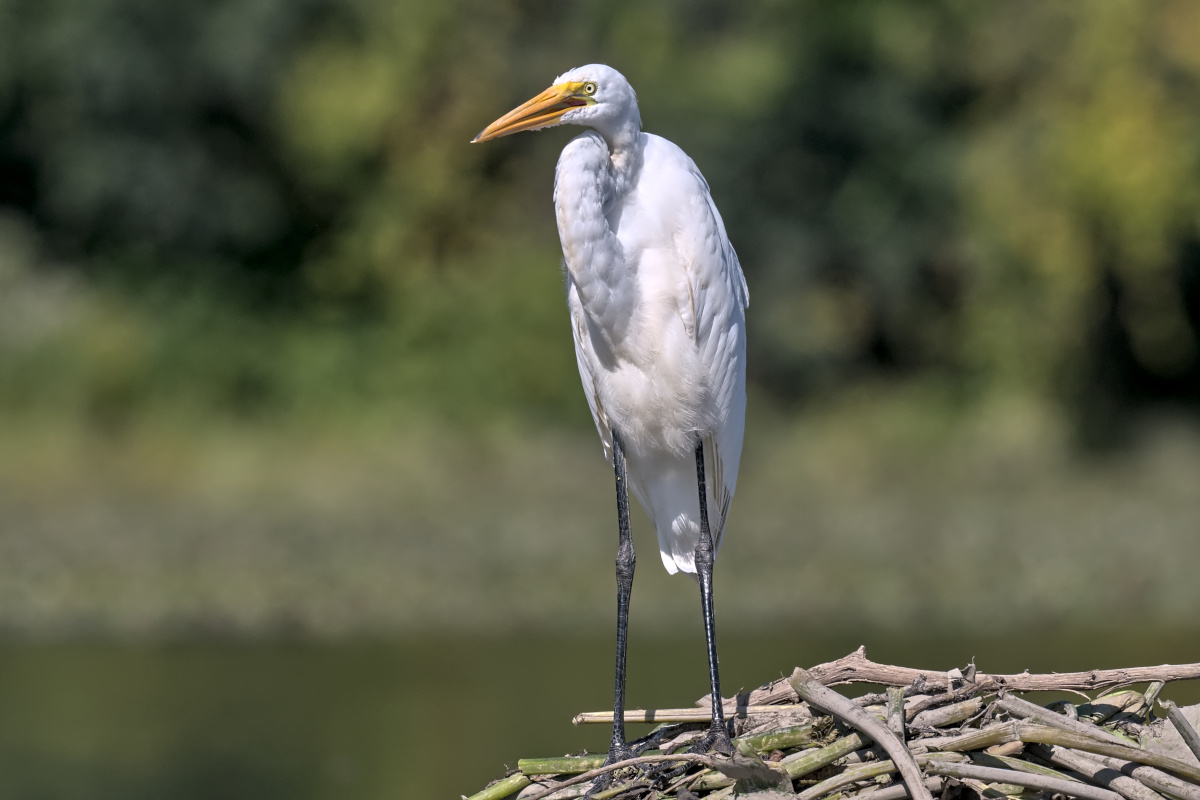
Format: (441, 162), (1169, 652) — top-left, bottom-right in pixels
(473, 61), (749, 763)
(476, 64), (748, 576)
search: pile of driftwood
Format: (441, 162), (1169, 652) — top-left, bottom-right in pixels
(467, 648), (1200, 800)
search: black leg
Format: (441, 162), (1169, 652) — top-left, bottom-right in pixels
(606, 430), (637, 764)
(693, 437), (734, 754)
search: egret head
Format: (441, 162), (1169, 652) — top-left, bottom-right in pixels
(472, 64), (640, 144)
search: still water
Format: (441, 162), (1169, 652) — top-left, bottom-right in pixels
(0, 630), (1196, 799)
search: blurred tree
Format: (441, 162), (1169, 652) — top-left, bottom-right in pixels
(0, 0), (331, 300)
(1, 0), (1199, 435)
(961, 0), (1200, 442)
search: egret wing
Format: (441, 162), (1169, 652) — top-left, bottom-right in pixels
(651, 136), (749, 549)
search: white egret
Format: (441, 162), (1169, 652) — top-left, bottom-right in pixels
(473, 65), (748, 763)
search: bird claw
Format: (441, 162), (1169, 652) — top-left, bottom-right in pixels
(687, 721), (736, 757)
(653, 721), (736, 785)
(585, 743), (640, 796)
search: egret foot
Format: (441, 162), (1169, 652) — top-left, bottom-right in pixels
(689, 721), (736, 756)
(585, 742), (639, 796)
(603, 742), (638, 766)
(655, 721), (736, 786)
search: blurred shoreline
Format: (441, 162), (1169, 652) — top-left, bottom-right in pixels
(3, 398), (1198, 640)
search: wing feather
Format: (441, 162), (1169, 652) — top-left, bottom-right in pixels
(650, 137), (748, 551)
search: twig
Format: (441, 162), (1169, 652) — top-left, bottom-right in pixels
(925, 721), (1200, 784)
(863, 777), (945, 800)
(780, 735), (864, 780)
(692, 733), (863, 791)
(887, 687), (905, 741)
(1029, 743), (1166, 800)
(1162, 700), (1200, 765)
(926, 760), (1125, 800)
(518, 754), (715, 800)
(800, 648), (1200, 693)
(796, 752), (965, 800)
(466, 774), (532, 800)
(519, 755), (606, 775)
(902, 684), (987, 723)
(1143, 684), (1166, 720)
(739, 722), (818, 754)
(1079, 692), (1146, 725)
(789, 667), (934, 800)
(919, 721), (1017, 752)
(795, 759), (899, 800)
(910, 697), (984, 730)
(971, 750), (1088, 783)
(573, 706), (799, 725)
(1087, 753), (1200, 800)
(997, 694), (1133, 746)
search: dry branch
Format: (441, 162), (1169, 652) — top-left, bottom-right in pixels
(718, 648), (1200, 708)
(572, 705), (800, 725)
(1163, 700), (1200, 764)
(467, 648), (1200, 800)
(790, 667), (934, 800)
(927, 760), (1125, 800)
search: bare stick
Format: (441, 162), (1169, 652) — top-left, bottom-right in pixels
(921, 721), (1020, 752)
(1162, 700), (1200, 765)
(518, 755), (605, 775)
(1029, 744), (1167, 800)
(795, 759), (899, 800)
(927, 761), (1125, 800)
(905, 687), (984, 723)
(1087, 753), (1200, 800)
(806, 648), (1200, 693)
(692, 733), (863, 792)
(789, 667), (934, 800)
(887, 686), (906, 740)
(972, 751), (1090, 783)
(719, 648), (1200, 705)
(518, 754), (715, 800)
(911, 696), (984, 730)
(739, 722), (819, 754)
(997, 694), (1132, 747)
(926, 721), (1200, 784)
(573, 706), (799, 725)
(796, 753), (965, 800)
(467, 774), (532, 800)
(866, 777), (945, 800)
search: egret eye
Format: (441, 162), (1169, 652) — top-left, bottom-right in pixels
(583, 82), (597, 96)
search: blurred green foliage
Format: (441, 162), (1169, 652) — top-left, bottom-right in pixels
(2, 0), (1200, 437)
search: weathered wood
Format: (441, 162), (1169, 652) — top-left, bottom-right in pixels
(997, 693), (1133, 746)
(807, 648), (1200, 694)
(692, 733), (863, 791)
(739, 722), (818, 754)
(910, 696), (983, 729)
(795, 752), (965, 800)
(1030, 743), (1167, 800)
(790, 667), (934, 800)
(1163, 701), (1200, 765)
(887, 686), (906, 741)
(862, 777), (945, 800)
(466, 774), (532, 800)
(473, 651), (1200, 800)
(718, 649), (1200, 708)
(517, 754), (606, 775)
(923, 720), (1200, 784)
(518, 754), (715, 800)
(1087, 753), (1200, 800)
(573, 705), (803, 725)
(926, 760), (1125, 800)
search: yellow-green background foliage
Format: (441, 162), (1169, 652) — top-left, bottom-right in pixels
(1, 0), (1200, 636)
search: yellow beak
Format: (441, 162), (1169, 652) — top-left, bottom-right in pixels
(472, 82), (594, 143)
